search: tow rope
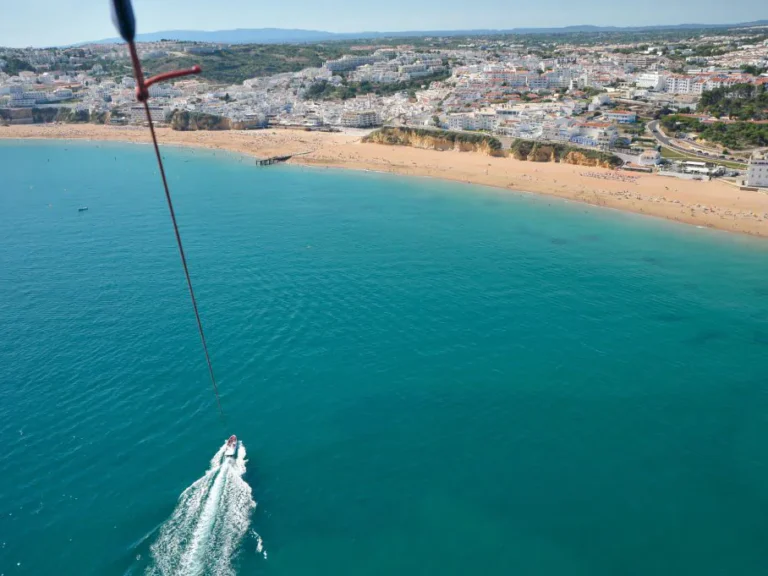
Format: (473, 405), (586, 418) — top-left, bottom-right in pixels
(111, 0), (224, 418)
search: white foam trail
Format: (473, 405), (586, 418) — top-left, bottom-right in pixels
(146, 442), (256, 576)
(252, 530), (267, 560)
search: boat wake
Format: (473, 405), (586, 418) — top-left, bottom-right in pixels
(146, 441), (256, 576)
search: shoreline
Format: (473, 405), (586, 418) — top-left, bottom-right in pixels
(3, 123), (768, 237)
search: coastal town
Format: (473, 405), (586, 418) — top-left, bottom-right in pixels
(2, 26), (768, 189)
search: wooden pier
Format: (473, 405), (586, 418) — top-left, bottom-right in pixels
(255, 151), (313, 166)
(256, 155), (292, 166)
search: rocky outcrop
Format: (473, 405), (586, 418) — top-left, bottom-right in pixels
(561, 150), (618, 169)
(169, 110), (231, 131)
(510, 139), (621, 168)
(527, 145), (557, 162)
(363, 129), (621, 166)
(363, 127), (504, 156)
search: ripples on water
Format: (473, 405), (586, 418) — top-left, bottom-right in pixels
(3, 142), (768, 576)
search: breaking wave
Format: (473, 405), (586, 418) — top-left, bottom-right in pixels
(146, 441), (256, 576)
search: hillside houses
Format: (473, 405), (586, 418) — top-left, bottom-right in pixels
(2, 32), (767, 139)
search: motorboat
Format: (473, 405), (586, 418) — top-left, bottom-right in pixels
(224, 435), (238, 458)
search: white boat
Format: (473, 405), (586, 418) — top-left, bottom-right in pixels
(224, 435), (238, 458)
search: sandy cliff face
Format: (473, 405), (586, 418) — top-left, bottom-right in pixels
(510, 140), (621, 168)
(366, 129), (621, 167)
(364, 127), (503, 156)
(169, 111), (231, 131)
(561, 151), (617, 169)
(526, 145), (557, 162)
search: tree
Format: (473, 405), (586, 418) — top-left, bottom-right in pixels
(739, 64), (766, 76)
(5, 57), (34, 76)
(431, 115), (441, 127)
(698, 84), (768, 120)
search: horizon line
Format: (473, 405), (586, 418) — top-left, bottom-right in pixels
(3, 17), (767, 49)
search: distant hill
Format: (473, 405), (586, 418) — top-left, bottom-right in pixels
(85, 20), (768, 45)
(90, 28), (345, 45)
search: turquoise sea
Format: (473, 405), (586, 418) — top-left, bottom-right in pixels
(3, 140), (768, 575)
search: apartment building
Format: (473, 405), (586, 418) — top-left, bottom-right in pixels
(636, 72), (667, 90)
(603, 110), (637, 123)
(325, 55), (379, 72)
(130, 105), (165, 124)
(340, 110), (379, 128)
(747, 151), (768, 188)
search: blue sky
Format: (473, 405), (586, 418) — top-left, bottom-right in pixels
(0, 0), (765, 48)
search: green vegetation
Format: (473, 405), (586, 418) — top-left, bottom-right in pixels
(30, 107), (102, 124)
(622, 120), (647, 135)
(653, 106), (675, 120)
(578, 86), (603, 98)
(2, 57), (35, 75)
(142, 43), (362, 84)
(303, 71), (450, 101)
(661, 113), (768, 150)
(659, 145), (745, 169)
(363, 126), (502, 153)
(1, 107), (114, 125)
(168, 110), (229, 130)
(509, 139), (622, 167)
(740, 64), (767, 76)
(697, 122), (768, 150)
(698, 84), (768, 120)
(689, 44), (729, 57)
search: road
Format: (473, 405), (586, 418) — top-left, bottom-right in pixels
(647, 120), (745, 165)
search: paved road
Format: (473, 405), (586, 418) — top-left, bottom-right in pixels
(647, 120), (745, 165)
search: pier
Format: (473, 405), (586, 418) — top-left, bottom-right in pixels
(256, 154), (293, 166)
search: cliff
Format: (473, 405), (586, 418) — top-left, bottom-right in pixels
(10, 107), (108, 125)
(509, 139), (621, 168)
(362, 129), (621, 167)
(363, 127), (503, 156)
(169, 110), (231, 131)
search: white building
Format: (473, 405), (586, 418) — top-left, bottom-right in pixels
(325, 55), (379, 72)
(130, 105), (165, 124)
(747, 151), (768, 188)
(603, 110), (637, 123)
(399, 63), (427, 75)
(638, 149), (662, 166)
(52, 88), (73, 100)
(526, 76), (548, 91)
(340, 110), (378, 128)
(9, 89), (47, 106)
(636, 72), (667, 91)
(570, 122), (618, 148)
(446, 111), (497, 131)
(447, 113), (473, 130)
(665, 75), (705, 95)
(474, 112), (497, 130)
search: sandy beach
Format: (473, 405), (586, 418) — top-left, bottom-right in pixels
(3, 123), (768, 237)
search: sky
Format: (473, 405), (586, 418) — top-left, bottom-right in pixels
(0, 0), (766, 48)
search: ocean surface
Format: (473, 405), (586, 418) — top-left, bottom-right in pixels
(3, 140), (768, 576)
